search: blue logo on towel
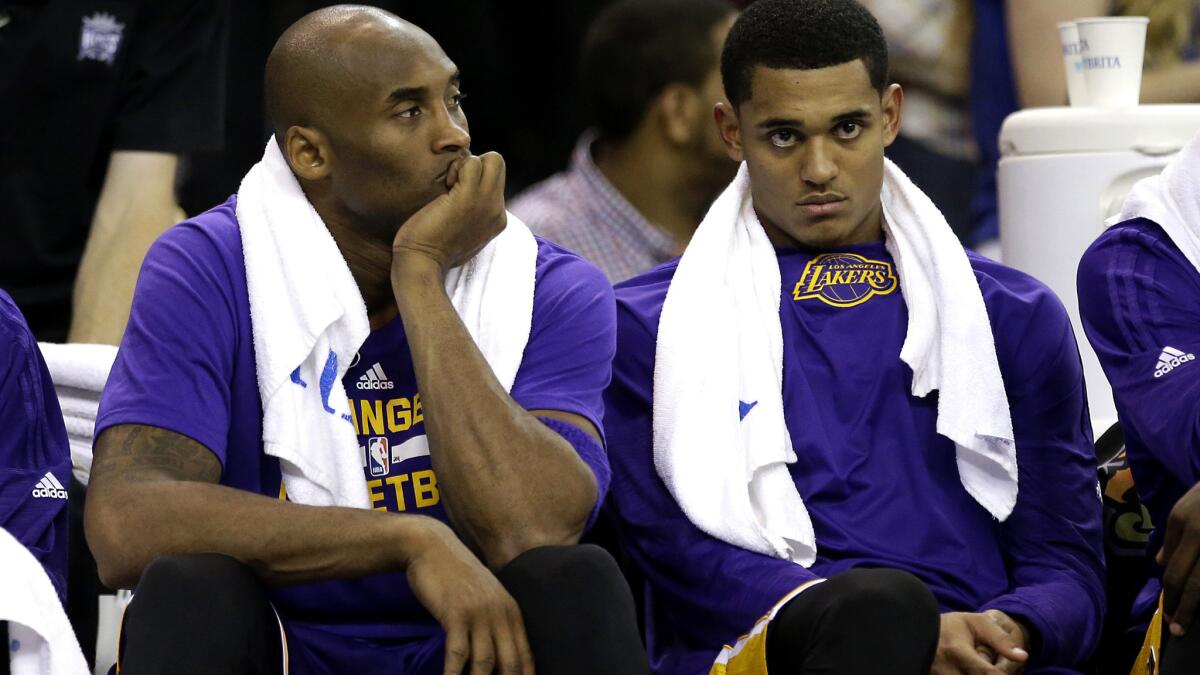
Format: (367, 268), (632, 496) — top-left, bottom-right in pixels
(739, 400), (758, 420)
(319, 350), (339, 414)
(290, 367), (307, 388)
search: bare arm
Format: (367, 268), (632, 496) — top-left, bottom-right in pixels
(69, 152), (185, 346)
(391, 154), (598, 571)
(87, 422), (535, 673)
(85, 423), (442, 589)
(1005, 0), (1109, 108)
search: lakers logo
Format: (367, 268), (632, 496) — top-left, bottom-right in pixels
(793, 252), (898, 307)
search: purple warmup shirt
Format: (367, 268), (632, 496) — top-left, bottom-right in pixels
(606, 241), (1105, 674)
(96, 196), (615, 663)
(1078, 217), (1200, 557)
(0, 290), (70, 601)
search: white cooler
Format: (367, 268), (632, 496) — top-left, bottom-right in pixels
(998, 104), (1200, 434)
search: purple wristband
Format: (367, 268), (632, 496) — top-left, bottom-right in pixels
(537, 416), (611, 531)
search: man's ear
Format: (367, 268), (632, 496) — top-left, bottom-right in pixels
(655, 83), (701, 147)
(880, 83), (904, 148)
(283, 126), (332, 181)
(713, 101), (743, 162)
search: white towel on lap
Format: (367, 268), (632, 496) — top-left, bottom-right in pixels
(1114, 130), (1200, 274)
(653, 161), (1016, 567)
(237, 139), (537, 508)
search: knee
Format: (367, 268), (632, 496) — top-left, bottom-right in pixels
(135, 553), (258, 607)
(827, 568), (939, 632)
(497, 544), (647, 672)
(121, 554), (280, 674)
(498, 544), (637, 619)
(501, 544), (625, 591)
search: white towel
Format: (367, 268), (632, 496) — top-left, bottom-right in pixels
(653, 161), (1016, 566)
(0, 528), (89, 675)
(37, 343), (118, 486)
(237, 139), (537, 508)
(37, 343), (117, 393)
(1113, 130), (1200, 274)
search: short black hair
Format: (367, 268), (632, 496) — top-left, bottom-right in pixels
(721, 0), (888, 109)
(581, 0), (735, 142)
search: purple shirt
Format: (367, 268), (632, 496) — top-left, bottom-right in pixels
(0, 290), (70, 600)
(96, 196), (615, 646)
(1078, 217), (1200, 557)
(606, 241), (1104, 674)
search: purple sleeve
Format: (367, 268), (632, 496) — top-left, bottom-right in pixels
(604, 295), (820, 651)
(1078, 222), (1200, 490)
(980, 282), (1105, 668)
(0, 295), (71, 601)
(95, 224), (238, 466)
(510, 247), (616, 516)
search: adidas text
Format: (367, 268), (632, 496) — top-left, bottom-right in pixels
(356, 363), (395, 390)
(1155, 347), (1196, 378)
(32, 473), (67, 499)
(32, 487), (68, 499)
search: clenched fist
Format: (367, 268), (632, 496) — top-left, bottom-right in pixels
(392, 152), (508, 280)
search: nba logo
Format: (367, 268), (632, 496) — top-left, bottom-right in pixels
(368, 437), (390, 477)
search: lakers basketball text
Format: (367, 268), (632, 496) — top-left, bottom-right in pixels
(348, 392), (424, 434)
(793, 253), (898, 307)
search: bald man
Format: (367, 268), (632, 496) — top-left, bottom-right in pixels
(84, 6), (646, 675)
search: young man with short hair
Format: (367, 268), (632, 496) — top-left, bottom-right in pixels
(604, 1), (1105, 672)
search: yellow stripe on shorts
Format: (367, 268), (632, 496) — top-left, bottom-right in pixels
(1131, 593), (1165, 675)
(710, 579), (825, 675)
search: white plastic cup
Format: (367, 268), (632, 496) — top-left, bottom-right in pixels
(1057, 21), (1089, 106)
(1074, 16), (1149, 108)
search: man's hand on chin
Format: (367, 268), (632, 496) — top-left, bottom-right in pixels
(391, 152), (508, 285)
(931, 610), (1030, 675)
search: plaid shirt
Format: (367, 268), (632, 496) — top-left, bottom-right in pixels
(510, 133), (677, 284)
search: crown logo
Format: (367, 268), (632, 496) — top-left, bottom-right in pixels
(82, 12), (122, 32)
(79, 12), (125, 65)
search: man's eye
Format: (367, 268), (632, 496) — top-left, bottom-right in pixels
(834, 121), (862, 139)
(450, 92), (468, 108)
(396, 106), (422, 119)
(769, 130), (797, 148)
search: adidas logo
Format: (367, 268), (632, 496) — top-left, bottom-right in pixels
(1154, 346), (1195, 378)
(355, 362), (394, 390)
(31, 472), (67, 500)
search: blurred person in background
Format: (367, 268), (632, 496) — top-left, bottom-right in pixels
(860, 0), (978, 241)
(0, 0), (228, 345)
(510, 0), (738, 284)
(971, 0), (1199, 255)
